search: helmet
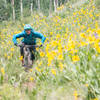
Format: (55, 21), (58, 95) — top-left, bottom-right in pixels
(24, 24), (32, 30)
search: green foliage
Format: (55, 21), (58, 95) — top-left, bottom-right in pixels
(0, 0), (69, 21)
(95, 0), (100, 9)
(0, 75), (4, 84)
(0, 83), (21, 100)
(23, 8), (31, 17)
(0, 0), (11, 22)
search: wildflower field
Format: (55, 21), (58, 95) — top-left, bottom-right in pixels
(0, 0), (100, 100)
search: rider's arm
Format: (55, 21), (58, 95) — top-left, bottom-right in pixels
(12, 31), (25, 45)
(34, 31), (46, 44)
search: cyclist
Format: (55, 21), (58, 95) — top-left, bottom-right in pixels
(12, 24), (46, 66)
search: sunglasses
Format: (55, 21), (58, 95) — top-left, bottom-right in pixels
(25, 29), (31, 31)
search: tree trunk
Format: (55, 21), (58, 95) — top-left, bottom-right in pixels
(31, 2), (33, 15)
(5, 0), (7, 8)
(65, 0), (69, 3)
(37, 0), (40, 11)
(20, 0), (23, 20)
(11, 0), (15, 21)
(56, 0), (58, 8)
(49, 0), (52, 15)
(54, 0), (58, 12)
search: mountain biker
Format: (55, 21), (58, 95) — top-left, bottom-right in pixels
(12, 24), (46, 66)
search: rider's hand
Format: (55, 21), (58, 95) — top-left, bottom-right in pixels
(14, 43), (18, 46)
(40, 44), (43, 47)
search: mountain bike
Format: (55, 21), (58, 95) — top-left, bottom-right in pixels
(17, 44), (41, 71)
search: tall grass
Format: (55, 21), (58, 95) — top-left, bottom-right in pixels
(0, 0), (100, 100)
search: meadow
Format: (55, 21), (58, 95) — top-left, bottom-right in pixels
(0, 0), (100, 100)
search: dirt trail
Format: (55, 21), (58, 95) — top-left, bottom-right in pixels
(22, 81), (36, 91)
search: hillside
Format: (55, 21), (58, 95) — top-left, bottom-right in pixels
(0, 0), (100, 100)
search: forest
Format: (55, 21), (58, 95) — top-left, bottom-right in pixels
(0, 0), (69, 21)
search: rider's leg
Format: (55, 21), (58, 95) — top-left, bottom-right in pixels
(30, 48), (36, 64)
(19, 42), (25, 66)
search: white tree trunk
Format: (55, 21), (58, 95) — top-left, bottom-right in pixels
(38, 0), (40, 11)
(49, 0), (52, 15)
(5, 0), (7, 8)
(60, 0), (62, 6)
(65, 0), (69, 3)
(54, 0), (58, 12)
(11, 0), (15, 21)
(20, 0), (23, 20)
(54, 0), (56, 12)
(31, 3), (33, 15)
(56, 0), (58, 7)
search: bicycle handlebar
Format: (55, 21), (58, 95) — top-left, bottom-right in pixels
(16, 44), (42, 48)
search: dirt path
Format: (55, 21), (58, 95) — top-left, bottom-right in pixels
(22, 81), (36, 91)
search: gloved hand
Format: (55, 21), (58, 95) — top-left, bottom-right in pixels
(40, 44), (43, 47)
(14, 43), (18, 46)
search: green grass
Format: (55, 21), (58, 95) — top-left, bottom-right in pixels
(0, 0), (100, 100)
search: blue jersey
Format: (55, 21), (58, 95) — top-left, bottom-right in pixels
(12, 29), (46, 45)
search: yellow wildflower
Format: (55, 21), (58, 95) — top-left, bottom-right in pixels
(96, 54), (98, 57)
(58, 54), (63, 60)
(48, 58), (52, 66)
(58, 46), (63, 54)
(36, 67), (41, 72)
(59, 62), (64, 71)
(29, 69), (33, 72)
(80, 41), (88, 46)
(30, 77), (34, 81)
(73, 90), (78, 97)
(64, 33), (68, 39)
(96, 47), (100, 53)
(80, 33), (86, 38)
(70, 49), (78, 54)
(40, 51), (45, 57)
(19, 56), (23, 61)
(56, 34), (61, 39)
(7, 56), (11, 60)
(51, 41), (58, 47)
(4, 53), (7, 58)
(51, 69), (56, 75)
(73, 90), (78, 100)
(67, 40), (75, 50)
(51, 50), (57, 56)
(72, 55), (80, 62)
(36, 47), (39, 51)
(1, 67), (5, 75)
(87, 36), (95, 43)
(50, 32), (53, 35)
(10, 53), (13, 57)
(66, 27), (68, 32)
(96, 29), (100, 34)
(94, 98), (99, 100)
(38, 61), (42, 66)
(85, 84), (89, 87)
